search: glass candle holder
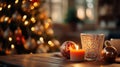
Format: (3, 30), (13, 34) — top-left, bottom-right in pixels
(80, 33), (105, 61)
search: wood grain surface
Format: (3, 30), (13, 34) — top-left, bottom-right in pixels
(0, 52), (120, 67)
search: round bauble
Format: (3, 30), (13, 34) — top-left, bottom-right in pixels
(60, 41), (76, 59)
(101, 46), (118, 63)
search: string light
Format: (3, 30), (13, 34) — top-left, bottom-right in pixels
(24, 20), (29, 25)
(0, 7), (2, 11)
(31, 17), (36, 23)
(11, 44), (15, 49)
(39, 37), (44, 43)
(33, 2), (38, 7)
(7, 4), (11, 9)
(22, 15), (27, 21)
(48, 41), (54, 47)
(31, 27), (35, 31)
(8, 37), (12, 41)
(15, 0), (19, 4)
(4, 17), (9, 22)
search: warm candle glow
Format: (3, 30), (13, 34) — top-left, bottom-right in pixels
(75, 45), (79, 50)
(70, 45), (85, 61)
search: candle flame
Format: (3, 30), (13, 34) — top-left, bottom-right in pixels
(75, 45), (79, 50)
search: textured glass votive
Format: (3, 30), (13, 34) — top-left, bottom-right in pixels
(80, 33), (105, 61)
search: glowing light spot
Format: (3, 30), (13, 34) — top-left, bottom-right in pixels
(8, 37), (12, 41)
(8, 4), (11, 9)
(31, 27), (35, 31)
(15, 0), (19, 4)
(31, 17), (36, 23)
(0, 7), (2, 11)
(48, 41), (54, 47)
(39, 37), (44, 43)
(11, 44), (15, 49)
(33, 2), (38, 7)
(24, 21), (29, 25)
(23, 15), (27, 20)
(4, 17), (9, 22)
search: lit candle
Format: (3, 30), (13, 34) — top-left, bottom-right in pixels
(70, 45), (85, 61)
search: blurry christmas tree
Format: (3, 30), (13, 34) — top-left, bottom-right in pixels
(0, 0), (60, 55)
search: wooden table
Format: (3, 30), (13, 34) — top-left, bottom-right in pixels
(0, 52), (120, 67)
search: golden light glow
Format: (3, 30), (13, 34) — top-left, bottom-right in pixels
(24, 21), (29, 25)
(75, 45), (79, 50)
(8, 37), (12, 41)
(44, 22), (50, 29)
(33, 2), (38, 7)
(23, 15), (27, 19)
(39, 37), (44, 43)
(0, 7), (2, 11)
(31, 17), (36, 23)
(31, 6), (34, 10)
(48, 41), (54, 47)
(4, 17), (9, 22)
(8, 4), (11, 9)
(15, 0), (19, 4)
(31, 27), (35, 31)
(11, 44), (15, 49)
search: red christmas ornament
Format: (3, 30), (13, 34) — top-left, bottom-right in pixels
(15, 27), (25, 45)
(60, 41), (76, 59)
